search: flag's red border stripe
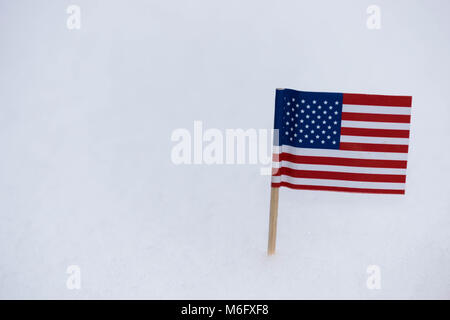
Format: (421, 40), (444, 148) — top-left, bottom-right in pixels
(339, 142), (408, 153)
(271, 182), (405, 194)
(273, 167), (406, 183)
(343, 93), (412, 107)
(274, 153), (408, 169)
(341, 112), (411, 123)
(340, 127), (410, 138)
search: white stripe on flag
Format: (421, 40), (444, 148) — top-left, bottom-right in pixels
(272, 145), (408, 160)
(272, 161), (407, 175)
(271, 175), (405, 190)
(339, 136), (409, 145)
(341, 120), (410, 130)
(342, 105), (411, 115)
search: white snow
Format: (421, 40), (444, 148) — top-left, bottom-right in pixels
(0, 0), (449, 299)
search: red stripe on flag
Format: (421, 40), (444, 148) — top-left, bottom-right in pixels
(343, 93), (412, 107)
(274, 153), (408, 168)
(273, 167), (406, 183)
(339, 142), (409, 153)
(340, 127), (410, 138)
(271, 182), (405, 194)
(341, 112), (411, 123)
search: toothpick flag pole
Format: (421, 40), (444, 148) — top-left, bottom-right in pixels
(267, 88), (283, 256)
(267, 187), (279, 255)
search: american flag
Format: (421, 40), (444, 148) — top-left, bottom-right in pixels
(272, 89), (412, 194)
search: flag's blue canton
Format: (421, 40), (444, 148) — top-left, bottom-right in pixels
(275, 89), (344, 149)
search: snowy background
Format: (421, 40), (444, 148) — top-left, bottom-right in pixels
(0, 0), (449, 299)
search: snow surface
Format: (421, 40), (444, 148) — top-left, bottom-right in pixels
(0, 0), (449, 299)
